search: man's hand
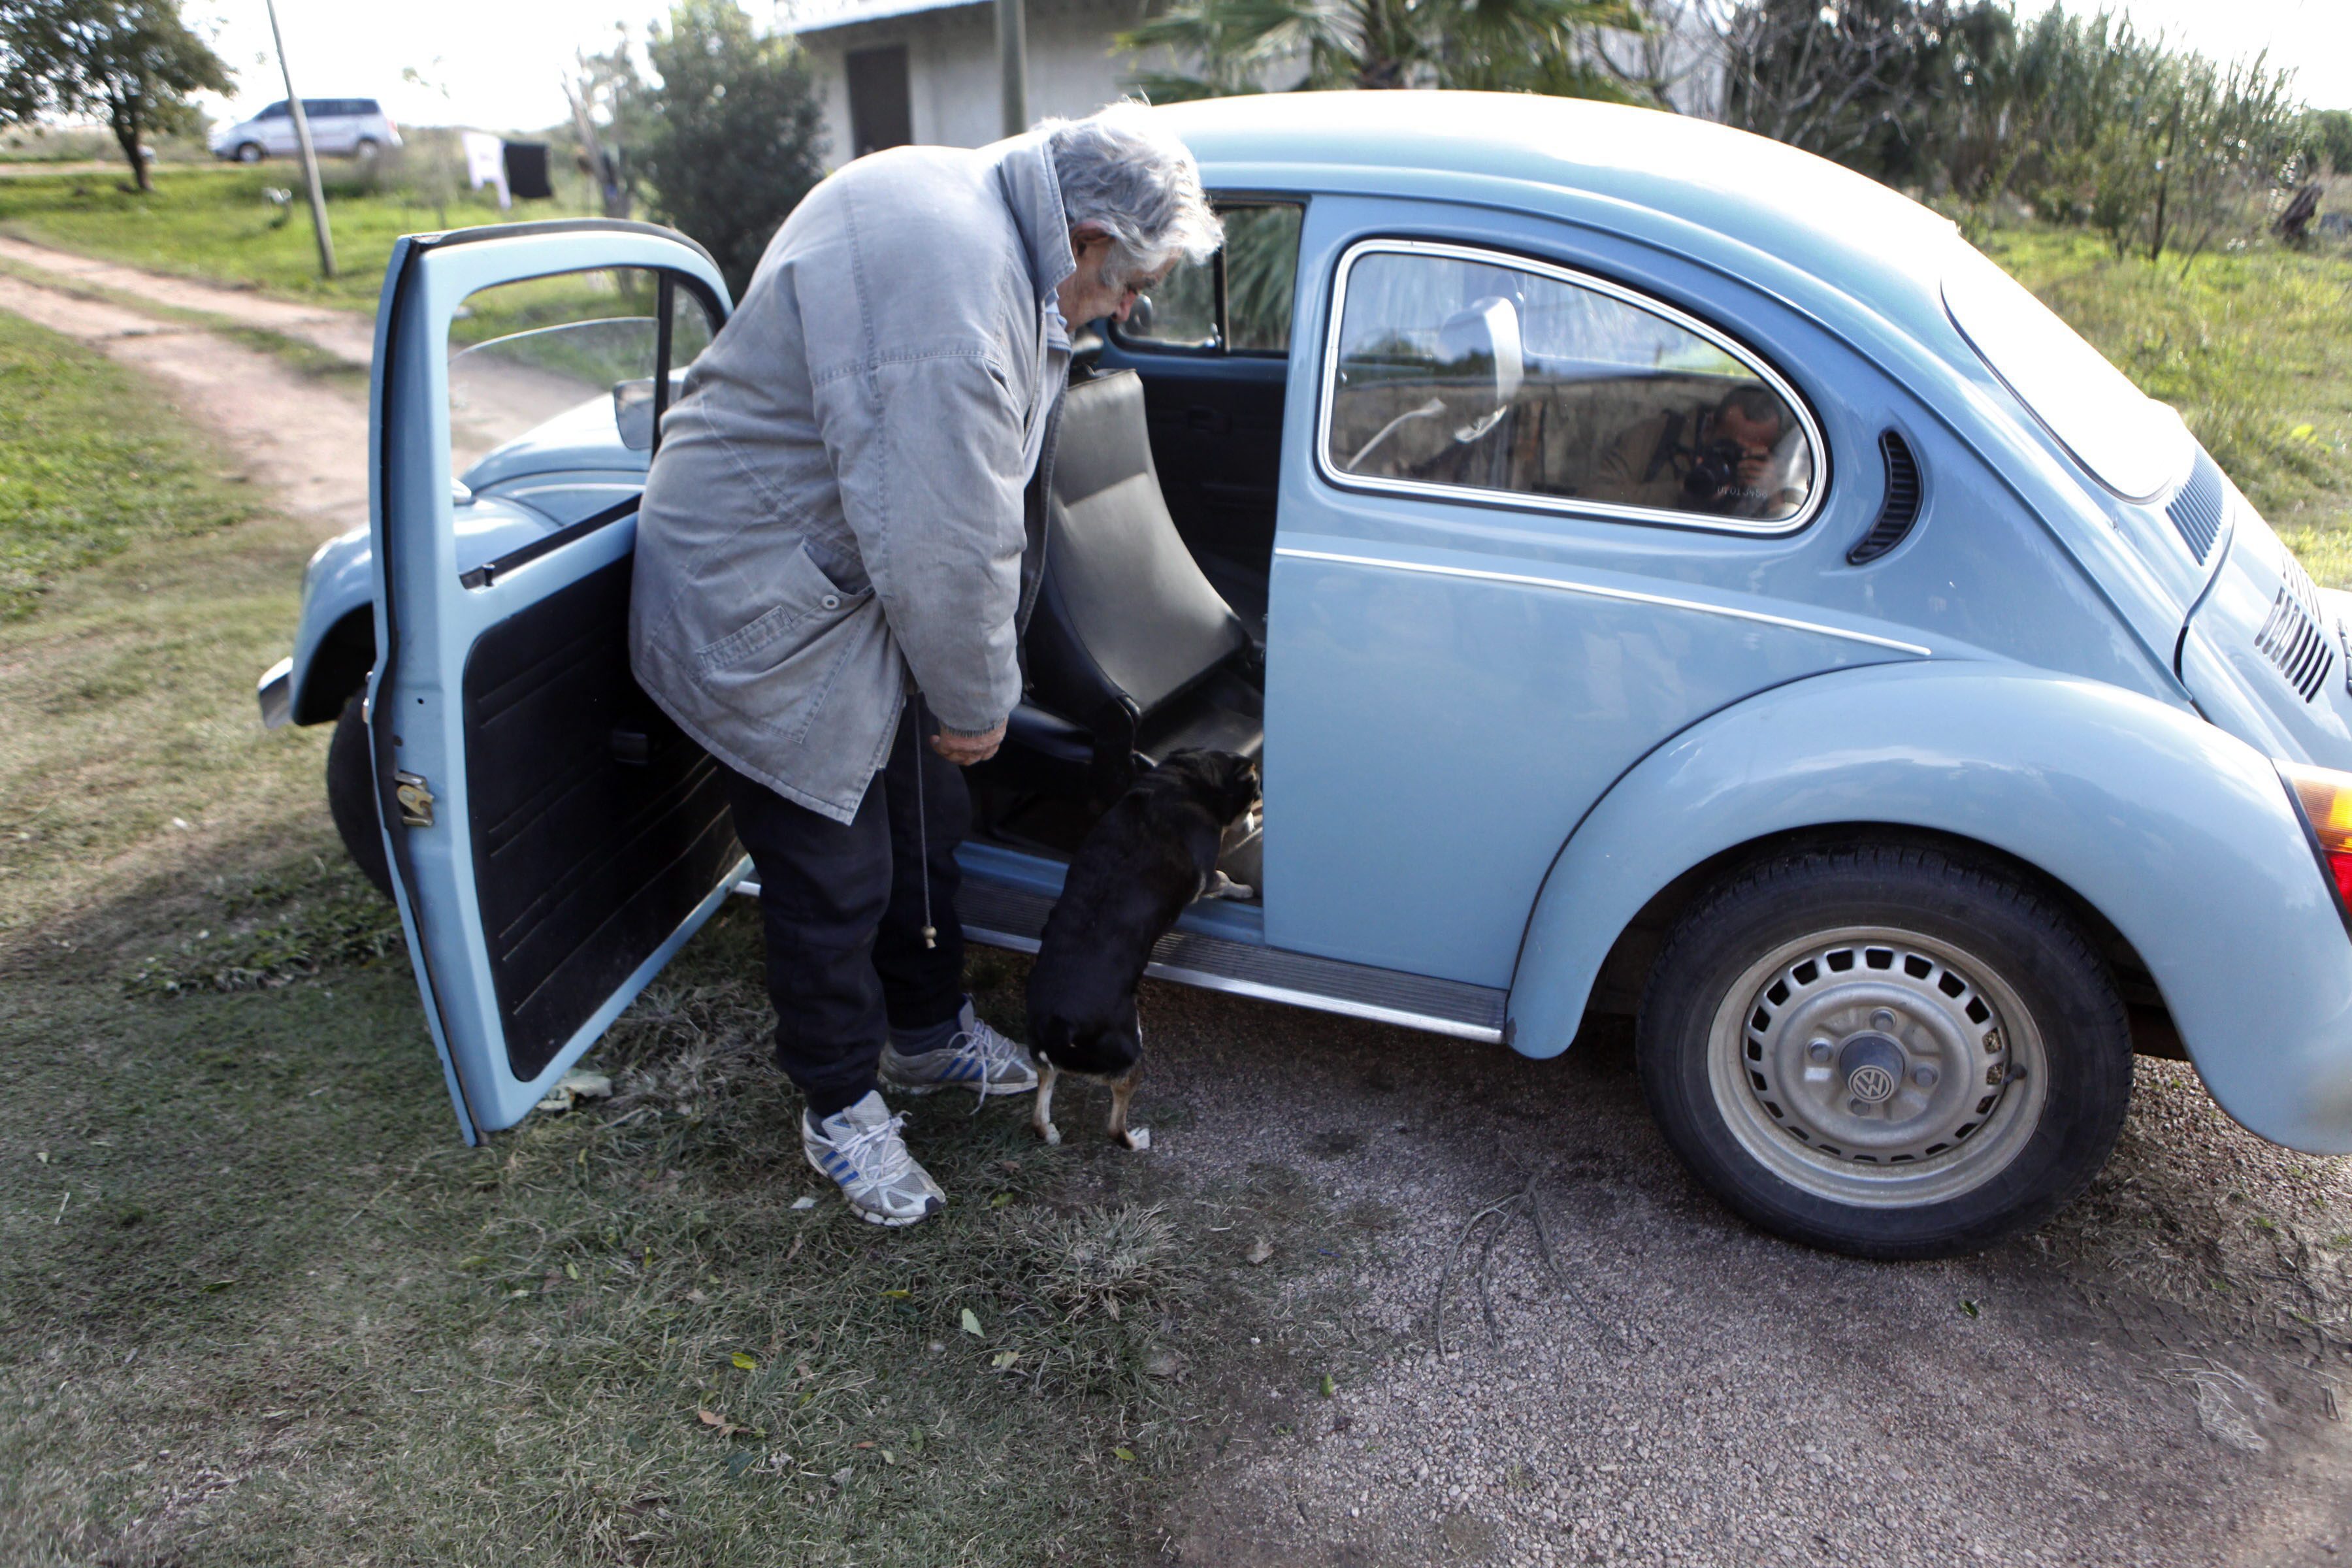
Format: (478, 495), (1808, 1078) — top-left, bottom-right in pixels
(930, 720), (1006, 766)
(1736, 449), (1775, 489)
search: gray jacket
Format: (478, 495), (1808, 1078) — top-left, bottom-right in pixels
(630, 133), (1074, 823)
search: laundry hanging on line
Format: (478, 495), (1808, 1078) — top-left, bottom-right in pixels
(459, 129), (509, 210)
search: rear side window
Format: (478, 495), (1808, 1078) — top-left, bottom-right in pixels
(1321, 240), (1822, 529)
(354, 99), (382, 115)
(1115, 201), (1303, 356)
(1942, 240), (2189, 502)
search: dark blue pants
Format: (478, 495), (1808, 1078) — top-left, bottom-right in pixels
(720, 705), (968, 1118)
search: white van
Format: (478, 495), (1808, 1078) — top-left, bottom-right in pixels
(210, 99), (402, 163)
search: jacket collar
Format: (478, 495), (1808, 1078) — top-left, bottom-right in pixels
(990, 131), (1075, 307)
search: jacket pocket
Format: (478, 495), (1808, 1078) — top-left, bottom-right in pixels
(693, 540), (870, 674)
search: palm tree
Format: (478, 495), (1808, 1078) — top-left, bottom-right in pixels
(1119, 0), (1649, 105)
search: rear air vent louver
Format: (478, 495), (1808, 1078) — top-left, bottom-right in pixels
(2256, 557), (2334, 703)
(2166, 454), (2227, 563)
(1847, 431), (1922, 564)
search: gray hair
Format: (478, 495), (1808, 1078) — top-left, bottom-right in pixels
(1041, 101), (1222, 287)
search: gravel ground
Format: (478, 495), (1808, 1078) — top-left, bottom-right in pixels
(1109, 980), (2352, 1567)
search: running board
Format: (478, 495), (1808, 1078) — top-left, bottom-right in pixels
(957, 880), (1507, 1043)
(731, 877), (1506, 1041)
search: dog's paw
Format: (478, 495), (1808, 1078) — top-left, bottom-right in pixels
(1117, 1126), (1151, 1152)
(1217, 881), (1254, 901)
(1036, 1121), (1062, 1146)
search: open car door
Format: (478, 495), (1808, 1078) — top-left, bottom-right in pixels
(369, 220), (738, 1143)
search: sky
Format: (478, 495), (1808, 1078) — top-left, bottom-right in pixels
(184, 0), (2352, 135)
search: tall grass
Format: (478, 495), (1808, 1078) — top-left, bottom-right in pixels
(1990, 227), (2352, 581)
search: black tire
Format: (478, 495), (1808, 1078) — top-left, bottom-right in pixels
(352, 138), (380, 163)
(1636, 843), (2131, 1260)
(327, 690), (393, 900)
(235, 142), (263, 163)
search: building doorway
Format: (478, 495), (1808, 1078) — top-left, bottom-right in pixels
(846, 46), (913, 157)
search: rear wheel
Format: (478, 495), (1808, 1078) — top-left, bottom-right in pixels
(234, 141), (263, 163)
(1637, 843), (2131, 1259)
(327, 689), (393, 899)
(352, 137), (380, 163)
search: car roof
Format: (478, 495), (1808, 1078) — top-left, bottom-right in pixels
(1156, 92), (1961, 355)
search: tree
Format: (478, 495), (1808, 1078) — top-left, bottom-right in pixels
(0, 0), (232, 193)
(1120, 0), (1648, 105)
(1716, 0), (2014, 176)
(623, 1), (827, 301)
(2304, 108), (2352, 176)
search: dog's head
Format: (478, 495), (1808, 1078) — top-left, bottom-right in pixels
(1154, 749), (1260, 825)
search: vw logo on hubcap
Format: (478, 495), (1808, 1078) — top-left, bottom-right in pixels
(1847, 1062), (1898, 1103)
(1837, 1032), (1907, 1106)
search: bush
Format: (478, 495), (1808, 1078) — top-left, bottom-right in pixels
(625, 0), (828, 301)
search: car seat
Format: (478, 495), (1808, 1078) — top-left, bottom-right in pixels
(1002, 368), (1262, 802)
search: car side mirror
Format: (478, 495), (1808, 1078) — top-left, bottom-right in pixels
(1436, 295), (1524, 414)
(613, 378), (655, 451)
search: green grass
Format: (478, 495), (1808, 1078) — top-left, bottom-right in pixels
(1989, 227), (2352, 583)
(0, 162), (588, 312)
(3, 880), (1344, 1565)
(0, 310), (251, 621)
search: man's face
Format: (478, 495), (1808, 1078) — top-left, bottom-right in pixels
(1057, 223), (1172, 327)
(1717, 404), (1783, 457)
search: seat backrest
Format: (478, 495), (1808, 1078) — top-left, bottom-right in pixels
(1024, 370), (1250, 727)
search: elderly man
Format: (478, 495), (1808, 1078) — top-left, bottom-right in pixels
(629, 105), (1220, 1227)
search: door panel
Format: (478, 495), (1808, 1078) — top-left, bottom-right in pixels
(463, 558), (739, 1081)
(370, 221), (734, 1141)
(1263, 198), (1939, 987)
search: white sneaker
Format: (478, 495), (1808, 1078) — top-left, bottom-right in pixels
(877, 1000), (1039, 1102)
(801, 1091), (945, 1227)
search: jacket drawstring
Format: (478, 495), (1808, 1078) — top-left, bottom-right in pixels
(913, 694), (937, 951)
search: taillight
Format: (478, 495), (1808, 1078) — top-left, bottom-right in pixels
(2281, 762), (2352, 906)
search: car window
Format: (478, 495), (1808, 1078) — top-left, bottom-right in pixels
(1115, 201), (1303, 355)
(1322, 241), (1821, 529)
(448, 267), (718, 499)
(1942, 238), (2189, 501)
(355, 99), (382, 115)
(259, 101), (287, 120)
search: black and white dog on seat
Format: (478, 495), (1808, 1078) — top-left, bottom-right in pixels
(1026, 749), (1261, 1151)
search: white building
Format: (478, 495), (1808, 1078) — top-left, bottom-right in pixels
(783, 0), (1725, 169)
(790, 0), (1151, 166)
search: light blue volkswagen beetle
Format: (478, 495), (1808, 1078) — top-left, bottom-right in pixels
(259, 92), (2352, 1259)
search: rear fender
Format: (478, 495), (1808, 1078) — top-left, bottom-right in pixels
(1507, 661), (2352, 1153)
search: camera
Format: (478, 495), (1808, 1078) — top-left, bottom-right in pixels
(1682, 438), (1749, 510)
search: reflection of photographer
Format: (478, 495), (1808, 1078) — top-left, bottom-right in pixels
(1595, 385), (1802, 518)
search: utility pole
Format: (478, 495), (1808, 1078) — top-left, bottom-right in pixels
(995, 0), (1028, 139)
(264, 0), (335, 279)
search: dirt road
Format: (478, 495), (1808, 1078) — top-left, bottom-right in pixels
(5, 237), (2349, 1565)
(0, 242), (368, 535)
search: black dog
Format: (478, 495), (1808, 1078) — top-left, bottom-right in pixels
(1026, 749), (1261, 1150)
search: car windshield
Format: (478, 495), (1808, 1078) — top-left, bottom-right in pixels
(448, 318), (657, 471)
(1942, 240), (2190, 502)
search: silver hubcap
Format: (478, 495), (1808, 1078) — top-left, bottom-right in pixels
(1706, 926), (2048, 1207)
